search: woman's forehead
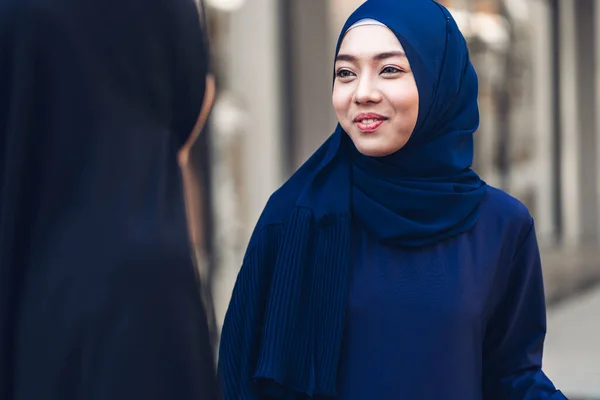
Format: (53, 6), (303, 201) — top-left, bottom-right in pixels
(339, 25), (404, 53)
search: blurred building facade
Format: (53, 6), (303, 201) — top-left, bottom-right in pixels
(202, 0), (600, 325)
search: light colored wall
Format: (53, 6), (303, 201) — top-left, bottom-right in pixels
(595, 0), (600, 244)
(558, 0), (583, 246)
(213, 0), (285, 331)
(287, 0), (337, 169)
(224, 0), (284, 236)
(530, 0), (556, 243)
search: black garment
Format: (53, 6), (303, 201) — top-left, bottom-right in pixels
(0, 0), (219, 399)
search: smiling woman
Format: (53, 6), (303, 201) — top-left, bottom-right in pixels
(218, 1), (566, 399)
(333, 21), (419, 157)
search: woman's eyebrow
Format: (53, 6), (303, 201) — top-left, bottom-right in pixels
(373, 51), (407, 60)
(335, 50), (407, 63)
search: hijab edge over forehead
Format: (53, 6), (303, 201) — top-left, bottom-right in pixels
(346, 17), (386, 32)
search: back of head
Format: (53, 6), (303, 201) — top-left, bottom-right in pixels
(1, 0), (209, 147)
(0, 0), (210, 395)
(0, 0), (210, 229)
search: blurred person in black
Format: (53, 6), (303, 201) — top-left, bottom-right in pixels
(0, 0), (219, 399)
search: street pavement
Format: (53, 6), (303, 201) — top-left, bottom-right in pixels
(543, 285), (600, 400)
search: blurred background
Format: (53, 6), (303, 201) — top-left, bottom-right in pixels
(191, 0), (600, 398)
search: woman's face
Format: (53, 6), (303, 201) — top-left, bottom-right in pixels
(332, 25), (419, 157)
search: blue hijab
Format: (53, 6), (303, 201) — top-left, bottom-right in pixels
(286, 0), (486, 247)
(219, 0), (486, 398)
(342, 0), (486, 246)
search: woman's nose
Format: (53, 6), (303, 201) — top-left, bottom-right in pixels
(353, 75), (383, 104)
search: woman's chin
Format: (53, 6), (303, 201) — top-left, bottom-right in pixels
(351, 136), (406, 158)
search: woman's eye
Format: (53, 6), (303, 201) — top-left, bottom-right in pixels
(336, 69), (355, 79)
(381, 66), (402, 75)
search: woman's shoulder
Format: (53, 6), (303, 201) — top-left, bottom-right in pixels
(254, 135), (337, 229)
(482, 185), (531, 219)
(245, 132), (343, 257)
(243, 170), (320, 263)
(479, 185), (534, 238)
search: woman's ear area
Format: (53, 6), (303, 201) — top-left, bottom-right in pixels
(178, 73), (217, 167)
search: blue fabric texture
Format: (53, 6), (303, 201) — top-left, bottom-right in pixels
(337, 188), (567, 400)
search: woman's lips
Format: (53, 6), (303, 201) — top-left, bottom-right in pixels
(356, 119), (385, 133)
(354, 113), (388, 133)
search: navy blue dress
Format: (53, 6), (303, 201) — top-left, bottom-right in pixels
(337, 187), (566, 400)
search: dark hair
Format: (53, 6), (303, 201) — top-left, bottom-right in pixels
(196, 0), (212, 72)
